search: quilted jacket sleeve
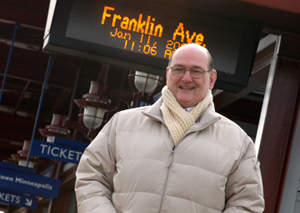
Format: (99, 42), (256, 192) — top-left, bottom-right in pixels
(224, 137), (265, 213)
(75, 113), (119, 213)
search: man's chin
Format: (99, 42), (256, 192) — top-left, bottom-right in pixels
(177, 99), (194, 108)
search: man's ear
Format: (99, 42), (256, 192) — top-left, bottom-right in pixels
(166, 67), (170, 84)
(209, 70), (217, 90)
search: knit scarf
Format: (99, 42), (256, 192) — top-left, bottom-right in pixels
(160, 86), (213, 146)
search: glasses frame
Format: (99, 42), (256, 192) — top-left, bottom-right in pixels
(168, 66), (211, 79)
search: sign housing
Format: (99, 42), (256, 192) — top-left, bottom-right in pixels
(43, 0), (262, 92)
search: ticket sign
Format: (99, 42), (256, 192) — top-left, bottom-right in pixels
(43, 0), (261, 92)
(0, 189), (39, 210)
(0, 161), (60, 199)
(30, 138), (88, 164)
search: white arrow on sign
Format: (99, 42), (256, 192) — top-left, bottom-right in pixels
(25, 198), (33, 206)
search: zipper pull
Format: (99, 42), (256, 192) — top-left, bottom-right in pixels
(166, 147), (175, 168)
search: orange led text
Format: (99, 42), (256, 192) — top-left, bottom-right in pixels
(101, 6), (163, 37)
(172, 23), (204, 45)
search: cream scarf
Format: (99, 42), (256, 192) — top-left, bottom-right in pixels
(160, 86), (213, 146)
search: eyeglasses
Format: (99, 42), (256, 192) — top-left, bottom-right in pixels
(169, 66), (211, 78)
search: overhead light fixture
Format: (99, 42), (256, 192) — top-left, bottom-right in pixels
(11, 140), (39, 168)
(74, 81), (114, 140)
(134, 71), (160, 94)
(39, 114), (73, 142)
(82, 104), (106, 129)
(128, 70), (165, 107)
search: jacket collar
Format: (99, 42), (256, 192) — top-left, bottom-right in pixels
(189, 103), (221, 131)
(142, 97), (221, 130)
(142, 97), (165, 123)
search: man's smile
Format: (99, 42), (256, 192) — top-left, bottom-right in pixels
(179, 86), (194, 90)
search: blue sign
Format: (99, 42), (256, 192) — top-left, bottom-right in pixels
(0, 161), (60, 199)
(31, 138), (88, 164)
(137, 99), (153, 107)
(0, 160), (35, 174)
(0, 189), (39, 210)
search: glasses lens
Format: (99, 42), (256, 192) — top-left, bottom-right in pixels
(171, 67), (185, 76)
(190, 69), (204, 78)
(170, 66), (207, 78)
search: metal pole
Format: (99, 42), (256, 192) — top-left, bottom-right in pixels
(254, 35), (282, 157)
(0, 23), (20, 104)
(26, 52), (54, 167)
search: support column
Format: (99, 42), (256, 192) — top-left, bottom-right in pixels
(257, 34), (300, 213)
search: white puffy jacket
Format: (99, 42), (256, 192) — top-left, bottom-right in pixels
(75, 98), (264, 212)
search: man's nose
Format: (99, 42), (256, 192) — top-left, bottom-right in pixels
(181, 70), (193, 82)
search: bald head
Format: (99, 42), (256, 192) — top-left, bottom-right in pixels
(168, 43), (214, 72)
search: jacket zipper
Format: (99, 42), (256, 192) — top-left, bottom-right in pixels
(158, 145), (175, 213)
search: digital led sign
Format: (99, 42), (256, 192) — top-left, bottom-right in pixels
(67, 5), (208, 59)
(43, 0), (261, 92)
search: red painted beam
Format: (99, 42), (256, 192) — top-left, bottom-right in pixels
(239, 0), (300, 14)
(258, 45), (300, 212)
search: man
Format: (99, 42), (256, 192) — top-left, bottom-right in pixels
(75, 43), (265, 212)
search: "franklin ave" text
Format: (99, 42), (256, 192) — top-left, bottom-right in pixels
(101, 6), (163, 37)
